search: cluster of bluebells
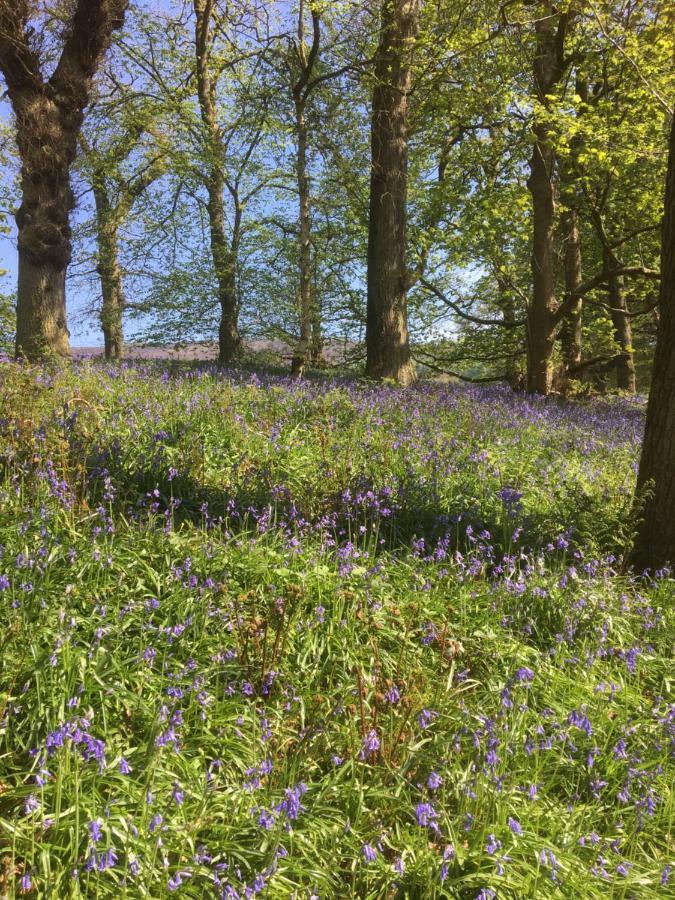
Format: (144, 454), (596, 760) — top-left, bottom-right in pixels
(0, 360), (671, 898)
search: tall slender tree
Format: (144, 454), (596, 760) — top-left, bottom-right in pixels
(365, 0), (420, 385)
(632, 112), (675, 568)
(0, 0), (128, 360)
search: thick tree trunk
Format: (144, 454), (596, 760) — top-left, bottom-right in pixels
(93, 183), (124, 359)
(605, 253), (636, 392)
(194, 0), (241, 367)
(0, 0), (128, 360)
(13, 103), (73, 360)
(560, 209), (583, 375)
(365, 0), (419, 386)
(632, 115), (675, 569)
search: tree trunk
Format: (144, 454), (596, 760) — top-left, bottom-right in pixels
(193, 0), (240, 366)
(291, 100), (313, 375)
(206, 173), (240, 367)
(93, 182), (124, 359)
(13, 100), (73, 360)
(365, 0), (419, 386)
(0, 0), (128, 360)
(605, 252), (636, 392)
(560, 208), (583, 375)
(525, 4), (572, 394)
(632, 114), (675, 569)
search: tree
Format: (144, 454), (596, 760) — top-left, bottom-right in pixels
(365, 0), (420, 385)
(79, 90), (167, 358)
(0, 0), (128, 360)
(632, 112), (675, 568)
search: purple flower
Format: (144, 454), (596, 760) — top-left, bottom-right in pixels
(514, 666), (535, 684)
(361, 844), (377, 863)
(360, 729), (380, 758)
(172, 781), (184, 805)
(88, 820), (103, 843)
(168, 870), (192, 891)
(257, 808), (276, 830)
(427, 771), (443, 791)
(384, 685), (401, 704)
(508, 817), (523, 835)
(276, 783), (307, 821)
(20, 872), (32, 891)
(485, 834), (502, 855)
(98, 848), (117, 871)
(393, 856), (405, 874)
(119, 757), (132, 774)
(415, 802), (438, 828)
(24, 794), (40, 815)
(417, 708), (438, 730)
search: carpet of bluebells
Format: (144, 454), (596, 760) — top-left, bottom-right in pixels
(0, 360), (673, 899)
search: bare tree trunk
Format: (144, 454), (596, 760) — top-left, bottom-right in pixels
(560, 209), (583, 376)
(93, 183), (124, 359)
(525, 4), (572, 394)
(365, 0), (419, 386)
(632, 113), (675, 568)
(0, 0), (128, 360)
(289, 0), (321, 377)
(194, 0), (241, 366)
(605, 250), (636, 392)
(291, 100), (313, 375)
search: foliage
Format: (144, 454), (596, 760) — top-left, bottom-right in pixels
(0, 360), (672, 898)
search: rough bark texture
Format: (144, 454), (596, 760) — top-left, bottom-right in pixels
(525, 3), (572, 393)
(194, 0), (241, 366)
(632, 114), (675, 569)
(365, 0), (419, 386)
(560, 208), (583, 375)
(605, 251), (636, 392)
(0, 0), (128, 360)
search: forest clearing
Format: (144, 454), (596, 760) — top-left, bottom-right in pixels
(0, 1), (674, 897)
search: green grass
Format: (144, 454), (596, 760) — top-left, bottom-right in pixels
(0, 361), (672, 898)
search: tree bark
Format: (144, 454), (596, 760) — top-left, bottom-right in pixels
(605, 252), (636, 392)
(560, 208), (583, 375)
(632, 114), (675, 569)
(193, 0), (241, 366)
(291, 97), (313, 375)
(525, 3), (572, 393)
(290, 1), (321, 376)
(92, 182), (124, 359)
(365, 0), (419, 386)
(0, 0), (128, 360)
